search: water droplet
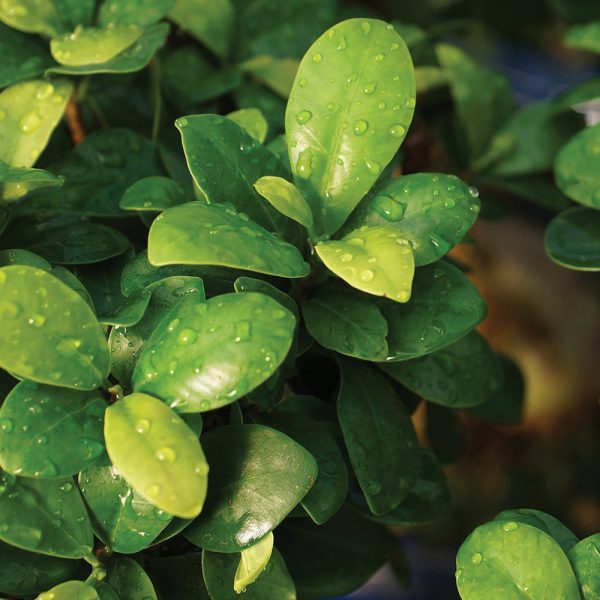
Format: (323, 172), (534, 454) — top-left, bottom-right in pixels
(36, 435), (48, 445)
(135, 419), (150, 434)
(296, 147), (313, 179)
(177, 117), (188, 128)
(167, 318), (180, 332)
(156, 446), (176, 463)
(60, 482), (72, 493)
(360, 269), (375, 282)
(177, 328), (197, 345)
(298, 77), (307, 87)
(363, 82), (377, 95)
(502, 521), (519, 532)
(340, 253), (353, 263)
(366, 479), (381, 494)
(0, 419), (13, 433)
(272, 309), (287, 320)
(28, 314), (45, 327)
(468, 186), (479, 198)
(20, 111), (41, 133)
(390, 42), (400, 51)
(471, 552), (483, 565)
(337, 35), (347, 50)
(36, 82), (54, 100)
(389, 124), (406, 138)
(395, 290), (410, 302)
(361, 21), (371, 35)
(234, 320), (252, 342)
(365, 158), (381, 175)
(353, 119), (368, 136)
(375, 53), (385, 62)
(347, 72), (358, 83)
(0, 301), (20, 318)
(195, 461), (209, 476)
(312, 53), (322, 63)
(295, 110), (312, 124)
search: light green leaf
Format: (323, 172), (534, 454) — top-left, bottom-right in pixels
(227, 108), (268, 143)
(0, 248), (50, 270)
(0, 265), (109, 389)
(233, 276), (299, 319)
(38, 581), (99, 600)
(98, 0), (175, 27)
(132, 292), (296, 411)
(0, 161), (63, 200)
(286, 18), (416, 234)
(120, 176), (190, 212)
(564, 21), (600, 54)
(254, 175), (314, 230)
(148, 202), (309, 278)
(104, 392), (209, 518)
(568, 534), (600, 599)
(0, 0), (61, 37)
(235, 532), (274, 593)
(316, 225), (414, 303)
(239, 55), (300, 98)
(105, 557), (157, 600)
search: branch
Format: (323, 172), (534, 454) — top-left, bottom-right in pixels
(65, 98), (85, 145)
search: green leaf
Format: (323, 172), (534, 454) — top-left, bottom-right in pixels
(148, 202), (309, 278)
(0, 161), (64, 200)
(233, 276), (299, 319)
(0, 472), (93, 558)
(436, 43), (514, 163)
(337, 359), (419, 515)
(456, 521), (580, 600)
(0, 380), (105, 478)
(98, 0), (175, 27)
(0, 248), (51, 270)
(78, 465), (173, 553)
(564, 21), (600, 54)
(185, 424), (317, 552)
(254, 175), (314, 230)
(46, 23), (170, 76)
(381, 331), (503, 408)
(54, 0), (95, 30)
(169, 0), (233, 59)
(239, 56), (299, 98)
(301, 291), (388, 360)
(568, 534), (600, 599)
(555, 123), (600, 209)
(286, 18), (416, 234)
(0, 265), (109, 389)
(545, 206), (600, 271)
(120, 176), (190, 212)
(203, 548), (295, 599)
(0, 540), (78, 596)
(227, 108), (268, 143)
(0, 0), (61, 37)
(50, 25), (143, 67)
(38, 581), (99, 600)
(316, 225), (415, 303)
(51, 266), (95, 310)
(133, 292), (296, 411)
(104, 392), (209, 518)
(175, 114), (300, 241)
(347, 174), (481, 266)
(277, 505), (393, 599)
(377, 260), (486, 361)
(234, 532), (274, 593)
(150, 553), (211, 599)
(0, 79), (72, 169)
(98, 287), (151, 327)
(494, 508), (578, 553)
(105, 557), (157, 600)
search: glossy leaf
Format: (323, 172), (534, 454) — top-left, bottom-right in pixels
(381, 331), (504, 408)
(120, 176), (190, 212)
(98, 0), (175, 27)
(301, 291), (388, 360)
(337, 359), (419, 515)
(105, 557), (157, 600)
(98, 287), (151, 327)
(0, 248), (51, 270)
(185, 424), (317, 552)
(227, 108), (268, 143)
(203, 548), (295, 599)
(0, 380), (105, 478)
(568, 534), (600, 599)
(316, 225), (415, 303)
(148, 202), (309, 278)
(555, 123), (600, 208)
(78, 465), (173, 553)
(234, 532), (274, 593)
(545, 206), (600, 271)
(104, 392), (209, 518)
(0, 266), (109, 389)
(348, 173), (481, 266)
(233, 276), (299, 319)
(456, 521), (580, 600)
(0, 0), (61, 37)
(38, 581), (99, 600)
(0, 472), (93, 558)
(0, 79), (72, 169)
(0, 161), (64, 199)
(286, 18), (415, 234)
(254, 175), (314, 230)
(169, 0), (233, 59)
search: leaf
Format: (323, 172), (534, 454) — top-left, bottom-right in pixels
(233, 276), (299, 319)
(337, 359), (419, 515)
(0, 248), (51, 270)
(0, 0), (61, 37)
(50, 25), (144, 67)
(0, 265), (109, 389)
(185, 424), (317, 552)
(54, 0), (95, 29)
(133, 292), (296, 411)
(0, 23), (52, 88)
(568, 534), (600, 599)
(38, 581), (99, 600)
(98, 287), (151, 327)
(277, 505), (393, 599)
(555, 124), (600, 209)
(46, 23), (170, 76)
(239, 56), (299, 98)
(203, 548), (295, 599)
(494, 508), (579, 553)
(0, 380), (105, 478)
(51, 266), (95, 310)
(104, 392), (209, 518)
(150, 553), (211, 599)
(377, 260), (486, 361)
(120, 176), (190, 212)
(0, 79), (72, 169)
(234, 532), (274, 593)
(227, 108), (268, 143)
(148, 202), (309, 278)
(545, 206), (600, 271)
(564, 21), (600, 54)
(381, 331), (504, 408)
(0, 472), (93, 558)
(78, 465), (173, 553)
(286, 18), (416, 234)
(301, 291), (388, 360)
(316, 225), (415, 303)
(456, 521), (580, 600)
(98, 0), (175, 27)
(169, 0), (234, 59)
(0, 161), (64, 200)
(254, 175), (314, 230)
(436, 43), (514, 163)
(105, 558), (157, 600)
(175, 115), (300, 241)
(0, 540), (78, 596)
(347, 173), (481, 266)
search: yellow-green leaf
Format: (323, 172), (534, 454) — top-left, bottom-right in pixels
(254, 176), (314, 230)
(235, 532), (274, 593)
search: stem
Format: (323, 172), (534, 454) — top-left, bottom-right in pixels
(65, 97), (85, 145)
(150, 58), (162, 142)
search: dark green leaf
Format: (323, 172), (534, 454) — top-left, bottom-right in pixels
(120, 176), (190, 212)
(98, 0), (175, 27)
(105, 557), (157, 600)
(0, 248), (51, 270)
(98, 287), (151, 327)
(239, 56), (299, 98)
(426, 403), (467, 464)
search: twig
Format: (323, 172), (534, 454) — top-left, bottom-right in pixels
(65, 98), (85, 145)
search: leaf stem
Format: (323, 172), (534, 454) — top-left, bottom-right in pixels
(150, 57), (162, 142)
